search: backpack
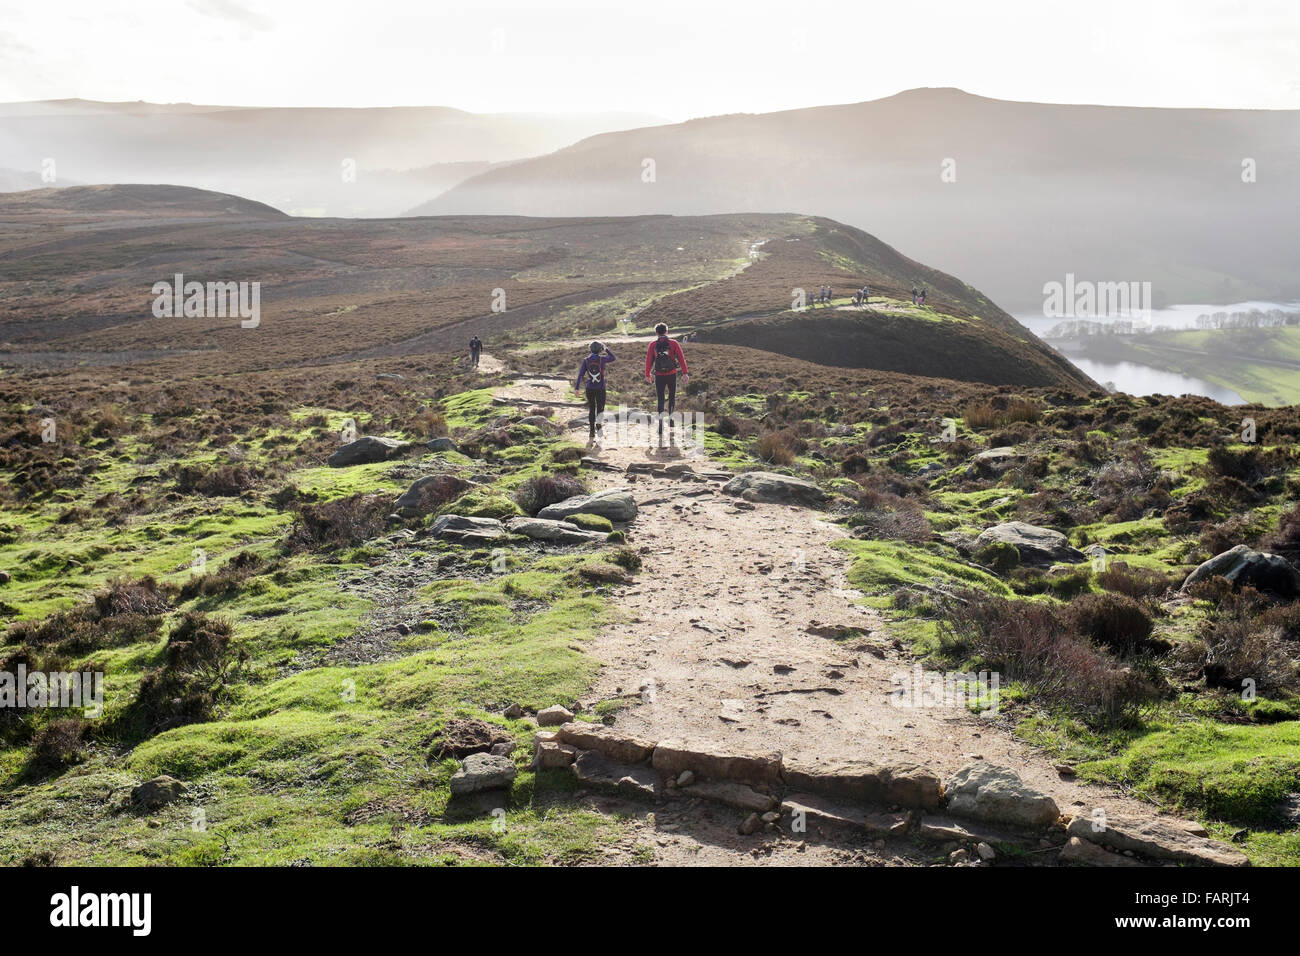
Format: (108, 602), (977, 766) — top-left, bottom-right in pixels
(653, 337), (677, 374)
(584, 357), (605, 387)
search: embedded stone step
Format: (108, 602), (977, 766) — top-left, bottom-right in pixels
(555, 722), (655, 765)
(783, 760), (944, 810)
(571, 751), (661, 798)
(1065, 814), (1249, 867)
(781, 793), (911, 837)
(651, 738), (783, 788)
(686, 780), (779, 813)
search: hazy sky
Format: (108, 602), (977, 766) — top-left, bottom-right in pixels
(2, 0), (1298, 119)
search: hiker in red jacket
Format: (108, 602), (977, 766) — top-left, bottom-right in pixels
(645, 323), (689, 434)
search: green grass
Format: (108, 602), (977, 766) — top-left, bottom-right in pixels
(834, 539), (1013, 597)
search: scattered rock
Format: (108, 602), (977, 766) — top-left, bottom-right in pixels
(449, 752), (517, 795)
(426, 437), (458, 453)
(739, 812), (762, 835)
(503, 703), (523, 719)
(1180, 544), (1300, 597)
(950, 848), (969, 864)
(976, 841), (996, 861)
(328, 435), (412, 467)
(972, 522), (1085, 567)
(967, 447), (1022, 478)
(721, 472), (827, 507)
(0, 571), (9, 585)
(537, 704), (574, 727)
(945, 762), (1060, 829)
(130, 775), (187, 810)
(538, 487), (638, 522)
(676, 770), (695, 787)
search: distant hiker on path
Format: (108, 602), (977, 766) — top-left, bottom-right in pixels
(911, 284), (919, 305)
(645, 322), (688, 436)
(469, 335), (482, 367)
(574, 341), (615, 443)
(918, 287), (927, 306)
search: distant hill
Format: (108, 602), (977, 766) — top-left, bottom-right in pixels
(422, 88), (1300, 311)
(0, 99), (670, 217)
(0, 183), (287, 219)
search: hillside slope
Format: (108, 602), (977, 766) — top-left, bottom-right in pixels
(0, 191), (1087, 389)
(422, 87), (1300, 311)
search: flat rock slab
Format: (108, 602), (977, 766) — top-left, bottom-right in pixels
(505, 517), (607, 544)
(685, 780), (778, 813)
(1058, 836), (1146, 867)
(430, 514), (506, 542)
(538, 487), (638, 522)
(967, 447), (1023, 477)
(946, 761), (1060, 829)
(572, 751), (661, 799)
(651, 738), (783, 788)
(781, 793), (910, 837)
(721, 471), (826, 507)
(1065, 814), (1249, 867)
(328, 435), (412, 467)
(784, 760), (944, 810)
(555, 722), (655, 765)
(449, 752), (517, 795)
(973, 522), (1085, 567)
(915, 815), (1032, 848)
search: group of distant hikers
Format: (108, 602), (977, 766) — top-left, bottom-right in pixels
(911, 284), (928, 306)
(807, 284), (879, 308)
(572, 322), (688, 444)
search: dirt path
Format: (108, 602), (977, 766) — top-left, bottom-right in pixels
(493, 369), (1193, 863)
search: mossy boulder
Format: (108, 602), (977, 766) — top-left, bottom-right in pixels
(444, 489), (524, 521)
(564, 513), (614, 533)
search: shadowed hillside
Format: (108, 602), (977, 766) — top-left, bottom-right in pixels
(421, 88), (1300, 311)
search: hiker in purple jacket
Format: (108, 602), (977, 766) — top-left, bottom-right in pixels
(574, 341), (615, 442)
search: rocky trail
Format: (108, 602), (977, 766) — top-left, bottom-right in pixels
(485, 361), (1248, 866)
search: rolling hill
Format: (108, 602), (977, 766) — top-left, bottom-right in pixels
(419, 87), (1300, 312)
(0, 186), (1091, 389)
(0, 99), (669, 217)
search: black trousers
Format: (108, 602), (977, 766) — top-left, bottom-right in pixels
(654, 374), (677, 417)
(586, 388), (606, 435)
